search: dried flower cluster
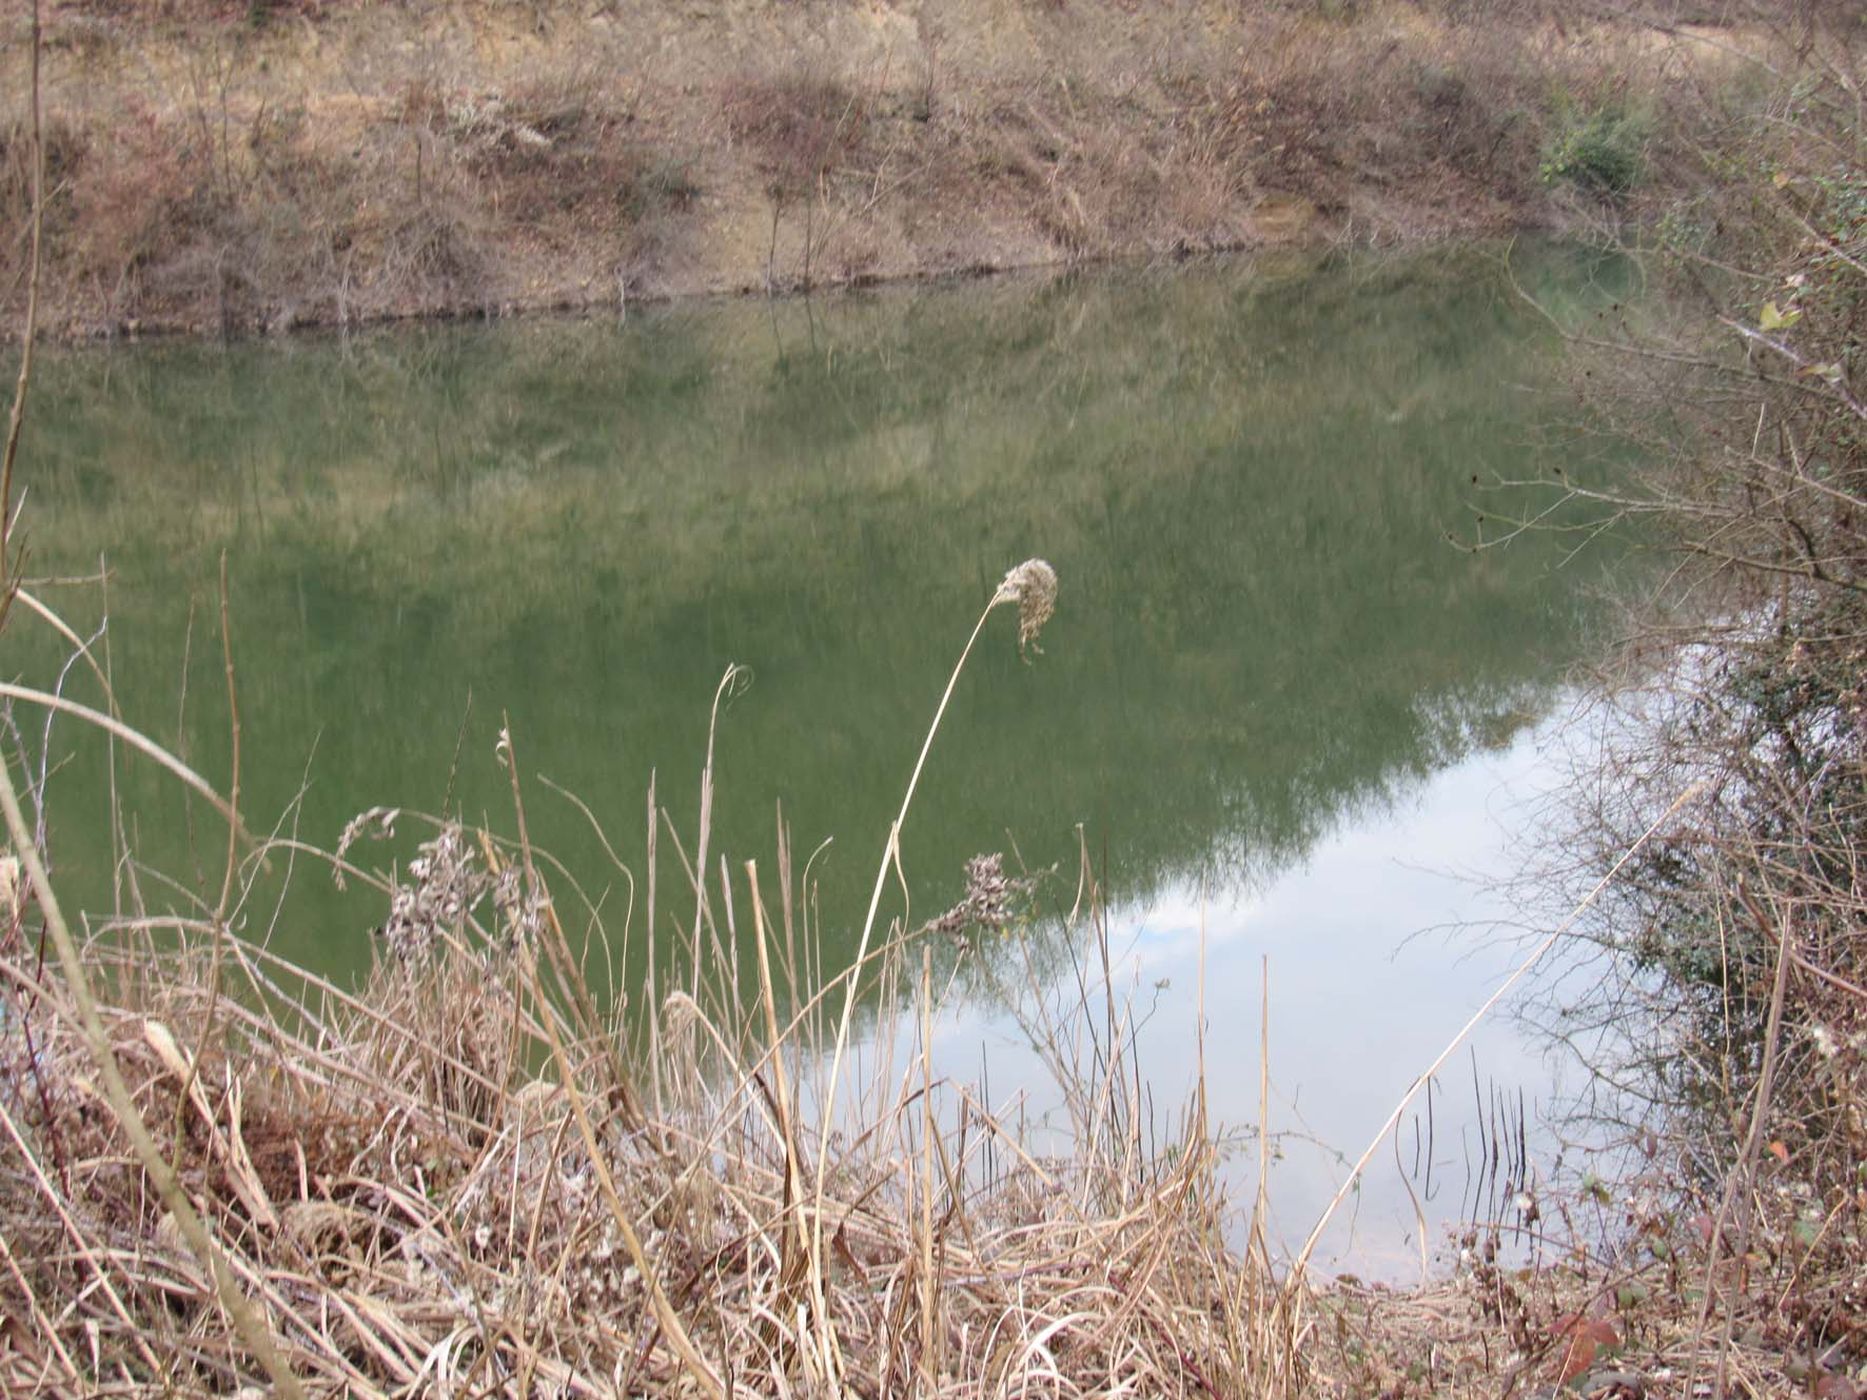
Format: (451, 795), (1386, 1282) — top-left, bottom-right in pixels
(923, 852), (1037, 940)
(377, 824), (487, 961)
(994, 558), (1058, 659)
(339, 816), (545, 960)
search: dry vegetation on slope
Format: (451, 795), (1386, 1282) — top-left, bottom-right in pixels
(0, 0), (1727, 336)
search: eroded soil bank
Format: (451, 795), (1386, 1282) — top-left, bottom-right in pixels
(5, 0), (1727, 338)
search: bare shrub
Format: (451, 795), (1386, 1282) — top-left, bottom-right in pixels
(63, 104), (216, 310)
(1504, 11), (1867, 1385)
(455, 78), (696, 241)
(0, 113), (82, 258)
(725, 71), (868, 198)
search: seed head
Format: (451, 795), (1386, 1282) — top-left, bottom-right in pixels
(993, 559), (1058, 659)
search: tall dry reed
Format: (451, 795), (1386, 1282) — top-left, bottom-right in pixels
(0, 560), (1302, 1397)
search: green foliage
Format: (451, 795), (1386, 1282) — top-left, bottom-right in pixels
(1539, 98), (1647, 197)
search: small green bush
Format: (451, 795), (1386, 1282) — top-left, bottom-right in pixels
(1539, 99), (1647, 196)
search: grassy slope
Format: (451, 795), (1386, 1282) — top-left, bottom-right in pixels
(4, 0), (1712, 336)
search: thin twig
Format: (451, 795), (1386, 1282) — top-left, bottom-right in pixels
(0, 0), (45, 634)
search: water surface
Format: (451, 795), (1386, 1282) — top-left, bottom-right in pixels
(12, 244), (1625, 1268)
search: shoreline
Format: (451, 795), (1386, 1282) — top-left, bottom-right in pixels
(36, 215), (1548, 347)
(2, 1), (1669, 347)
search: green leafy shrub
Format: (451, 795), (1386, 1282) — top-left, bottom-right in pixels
(1539, 99), (1647, 196)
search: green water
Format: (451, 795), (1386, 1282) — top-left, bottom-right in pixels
(10, 245), (1620, 1000)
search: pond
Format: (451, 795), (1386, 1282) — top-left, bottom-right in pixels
(11, 243), (1628, 1274)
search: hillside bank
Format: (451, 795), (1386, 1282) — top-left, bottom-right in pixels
(6, 0), (1727, 338)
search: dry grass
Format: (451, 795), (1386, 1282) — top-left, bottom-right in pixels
(0, 906), (1299, 1395)
(0, 564), (1310, 1397)
(0, 0), (1719, 335)
(724, 72), (870, 199)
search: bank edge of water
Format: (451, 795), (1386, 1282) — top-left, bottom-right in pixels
(0, 0), (1733, 344)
